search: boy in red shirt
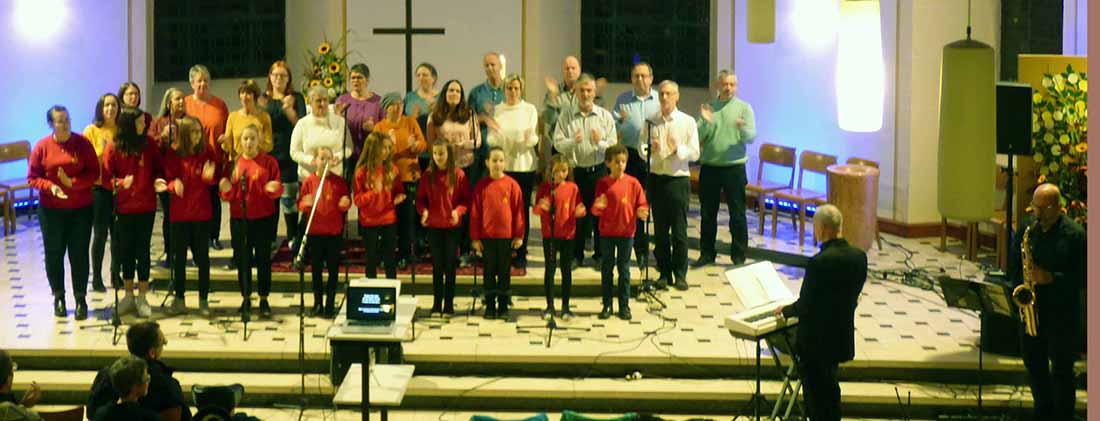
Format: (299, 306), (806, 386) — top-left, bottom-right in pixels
(470, 147), (525, 319)
(591, 144), (649, 320)
(533, 155), (586, 320)
(299, 146), (351, 318)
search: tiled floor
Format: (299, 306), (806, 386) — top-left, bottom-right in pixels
(1, 200), (1025, 373)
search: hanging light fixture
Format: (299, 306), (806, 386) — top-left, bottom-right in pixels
(937, 0), (995, 222)
(747, 0), (775, 44)
(836, 0), (884, 132)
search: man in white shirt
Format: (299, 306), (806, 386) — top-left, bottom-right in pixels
(552, 73), (617, 267)
(640, 81), (699, 290)
(613, 62), (660, 272)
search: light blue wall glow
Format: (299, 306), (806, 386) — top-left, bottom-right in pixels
(0, 0), (128, 181)
(734, 0), (897, 217)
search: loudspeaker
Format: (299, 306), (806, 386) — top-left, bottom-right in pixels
(996, 82), (1034, 155)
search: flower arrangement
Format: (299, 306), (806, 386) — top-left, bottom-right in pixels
(1031, 64), (1087, 225)
(302, 34), (349, 101)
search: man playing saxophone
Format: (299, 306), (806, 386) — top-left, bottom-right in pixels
(1008, 183), (1086, 421)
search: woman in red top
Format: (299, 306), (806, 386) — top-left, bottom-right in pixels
(219, 124), (283, 318)
(104, 107), (165, 319)
(353, 132), (405, 282)
(28, 105), (99, 320)
(157, 116), (217, 315)
(415, 140), (469, 316)
(532, 155), (586, 320)
(299, 146), (351, 318)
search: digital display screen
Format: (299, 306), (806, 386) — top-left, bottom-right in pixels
(346, 286), (396, 322)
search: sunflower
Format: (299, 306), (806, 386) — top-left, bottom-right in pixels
(318, 42), (331, 55)
(323, 77), (334, 87)
(1075, 143), (1088, 154)
(309, 79), (321, 87)
(328, 62), (341, 74)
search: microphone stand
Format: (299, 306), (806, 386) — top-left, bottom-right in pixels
(80, 179), (124, 345)
(638, 118), (665, 309)
(338, 106), (353, 315)
(291, 162), (329, 421)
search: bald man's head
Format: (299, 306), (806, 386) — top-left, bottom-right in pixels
(1031, 183), (1063, 228)
(562, 56), (581, 85)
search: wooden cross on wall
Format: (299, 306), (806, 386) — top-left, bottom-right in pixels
(372, 0), (446, 92)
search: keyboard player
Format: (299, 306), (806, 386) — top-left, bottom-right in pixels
(772, 204), (867, 421)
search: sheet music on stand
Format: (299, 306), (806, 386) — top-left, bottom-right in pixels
(724, 262), (799, 341)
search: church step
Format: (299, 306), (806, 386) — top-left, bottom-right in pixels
(11, 370), (335, 408)
(399, 375), (1087, 419)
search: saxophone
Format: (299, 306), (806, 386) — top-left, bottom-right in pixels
(1012, 224), (1038, 337)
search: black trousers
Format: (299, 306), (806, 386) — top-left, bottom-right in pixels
(427, 227), (460, 309)
(799, 358), (841, 421)
(113, 212), (155, 281)
(170, 220), (211, 299)
(599, 237), (633, 307)
(504, 171), (535, 260)
(208, 185), (223, 241)
(543, 238), (575, 309)
(396, 182), (417, 260)
(650, 175), (690, 281)
(361, 224), (397, 279)
(698, 164), (748, 263)
(231, 215), (276, 297)
(573, 164), (607, 261)
(482, 238), (512, 309)
(91, 187), (117, 285)
(158, 192), (171, 262)
(625, 147), (649, 266)
(309, 234), (342, 296)
(1022, 291), (1081, 421)
(39, 206), (92, 298)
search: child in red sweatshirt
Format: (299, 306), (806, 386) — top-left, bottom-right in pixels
(299, 146), (351, 318)
(416, 140), (469, 316)
(219, 124), (284, 318)
(533, 154), (586, 320)
(591, 144), (649, 321)
(157, 116), (218, 315)
(470, 146), (525, 319)
(105, 107), (164, 319)
(354, 132), (405, 283)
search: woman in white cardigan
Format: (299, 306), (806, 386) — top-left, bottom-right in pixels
(485, 73), (539, 268)
(290, 85), (354, 182)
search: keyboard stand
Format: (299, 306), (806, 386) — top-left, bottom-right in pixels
(747, 324), (801, 421)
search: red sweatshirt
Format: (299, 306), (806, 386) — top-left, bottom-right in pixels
(415, 168), (469, 229)
(28, 133), (99, 209)
(104, 138), (164, 215)
(591, 174), (649, 238)
(298, 172), (351, 235)
(353, 165), (405, 228)
(470, 175), (525, 241)
(219, 153), (283, 220)
(533, 181), (585, 240)
(162, 148), (217, 222)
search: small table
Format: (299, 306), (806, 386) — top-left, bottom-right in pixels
(333, 363), (416, 421)
(327, 295), (417, 421)
(826, 164), (880, 251)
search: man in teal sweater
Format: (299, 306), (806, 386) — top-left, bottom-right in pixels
(693, 70), (756, 267)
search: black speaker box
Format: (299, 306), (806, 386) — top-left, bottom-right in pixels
(996, 82), (1034, 156)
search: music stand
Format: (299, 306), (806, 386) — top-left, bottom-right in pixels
(939, 276), (1013, 420)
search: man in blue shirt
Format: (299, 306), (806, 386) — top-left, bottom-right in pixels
(612, 62), (661, 275)
(468, 52), (506, 186)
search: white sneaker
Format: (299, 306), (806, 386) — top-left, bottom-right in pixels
(118, 294), (137, 316)
(136, 295), (152, 318)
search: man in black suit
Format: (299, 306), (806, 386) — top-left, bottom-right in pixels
(774, 204), (867, 421)
(1008, 183), (1086, 421)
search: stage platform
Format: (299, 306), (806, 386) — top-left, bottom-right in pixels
(0, 202), (1087, 419)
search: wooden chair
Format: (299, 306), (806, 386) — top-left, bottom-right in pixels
(0, 185), (11, 236)
(38, 406), (84, 421)
(0, 140), (36, 222)
(746, 143), (797, 235)
(769, 150), (837, 245)
(940, 167), (1010, 263)
(846, 156), (883, 249)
